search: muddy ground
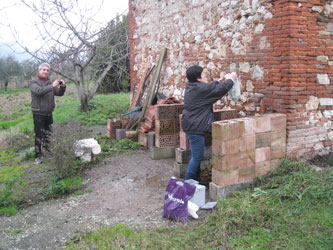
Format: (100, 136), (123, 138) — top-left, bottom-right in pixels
(0, 150), (193, 250)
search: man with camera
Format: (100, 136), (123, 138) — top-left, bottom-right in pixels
(29, 63), (66, 164)
(181, 65), (237, 181)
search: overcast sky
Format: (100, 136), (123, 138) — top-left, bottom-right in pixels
(0, 0), (128, 58)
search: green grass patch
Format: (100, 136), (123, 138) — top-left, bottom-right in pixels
(65, 158), (333, 249)
(0, 88), (30, 95)
(11, 228), (24, 236)
(97, 136), (142, 158)
(44, 176), (83, 197)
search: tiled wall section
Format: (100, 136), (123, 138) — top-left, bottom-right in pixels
(212, 113), (286, 187)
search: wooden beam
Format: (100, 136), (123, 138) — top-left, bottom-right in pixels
(135, 48), (167, 130)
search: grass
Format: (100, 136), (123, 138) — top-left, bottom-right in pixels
(0, 87), (134, 216)
(65, 158), (333, 249)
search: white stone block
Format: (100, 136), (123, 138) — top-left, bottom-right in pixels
(317, 74), (330, 85)
(319, 98), (333, 106)
(305, 96), (319, 111)
(73, 138), (101, 162)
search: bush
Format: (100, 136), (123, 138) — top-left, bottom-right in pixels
(47, 121), (88, 178)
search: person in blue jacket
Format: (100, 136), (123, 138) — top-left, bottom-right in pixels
(181, 65), (237, 181)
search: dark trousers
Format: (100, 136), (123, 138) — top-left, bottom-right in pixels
(33, 113), (53, 158)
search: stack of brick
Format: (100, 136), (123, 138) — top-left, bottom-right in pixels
(138, 105), (156, 147)
(211, 113), (286, 191)
(155, 103), (183, 147)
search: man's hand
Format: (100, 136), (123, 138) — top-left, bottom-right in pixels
(52, 80), (66, 87)
(52, 80), (59, 87)
(59, 80), (66, 87)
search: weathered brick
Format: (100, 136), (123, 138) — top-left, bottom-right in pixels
(268, 113), (287, 131)
(271, 146), (286, 160)
(271, 158), (284, 171)
(255, 147), (271, 163)
(239, 165), (255, 183)
(256, 132), (272, 148)
(240, 135), (256, 152)
(138, 132), (148, 147)
(150, 146), (175, 159)
(212, 168), (239, 187)
(179, 131), (190, 150)
(155, 104), (183, 120)
(155, 134), (179, 148)
(155, 119), (177, 135)
(212, 120), (241, 141)
(255, 115), (271, 133)
(214, 109), (239, 121)
(255, 161), (271, 177)
(234, 117), (256, 136)
(212, 150), (255, 171)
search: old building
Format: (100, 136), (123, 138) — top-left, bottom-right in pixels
(129, 0), (333, 158)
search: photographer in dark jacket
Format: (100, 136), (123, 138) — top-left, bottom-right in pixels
(30, 63), (66, 164)
(181, 65), (237, 181)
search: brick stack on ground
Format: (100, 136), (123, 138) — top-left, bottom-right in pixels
(210, 113), (286, 199)
(107, 119), (122, 139)
(173, 109), (239, 180)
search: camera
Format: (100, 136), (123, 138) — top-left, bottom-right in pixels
(59, 80), (63, 84)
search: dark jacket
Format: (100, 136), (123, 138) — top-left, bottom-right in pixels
(181, 79), (234, 135)
(29, 77), (66, 115)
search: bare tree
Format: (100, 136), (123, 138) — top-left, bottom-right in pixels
(0, 56), (21, 91)
(11, 0), (129, 111)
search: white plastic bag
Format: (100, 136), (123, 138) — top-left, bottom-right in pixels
(188, 200), (199, 219)
(228, 78), (241, 102)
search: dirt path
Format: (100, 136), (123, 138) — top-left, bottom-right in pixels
(0, 150), (178, 250)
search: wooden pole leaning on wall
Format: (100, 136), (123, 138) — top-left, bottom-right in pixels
(135, 47), (167, 130)
(128, 64), (150, 112)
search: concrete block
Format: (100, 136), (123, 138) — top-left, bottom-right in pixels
(271, 146), (286, 160)
(255, 147), (271, 163)
(255, 160), (271, 177)
(175, 147), (191, 164)
(212, 120), (241, 141)
(212, 168), (239, 187)
(173, 161), (188, 178)
(200, 159), (212, 171)
(209, 181), (253, 199)
(256, 132), (272, 148)
(150, 146), (175, 160)
(116, 129), (127, 141)
(255, 115), (271, 133)
(148, 131), (155, 148)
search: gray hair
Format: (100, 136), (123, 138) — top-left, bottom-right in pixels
(38, 63), (50, 71)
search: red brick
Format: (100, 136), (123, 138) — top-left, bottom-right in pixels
(255, 161), (271, 177)
(155, 134), (179, 148)
(222, 138), (240, 155)
(240, 135), (256, 152)
(212, 168), (239, 187)
(214, 109), (239, 121)
(239, 165), (255, 183)
(212, 120), (241, 141)
(155, 120), (177, 135)
(255, 115), (271, 133)
(256, 132), (272, 148)
(255, 147), (271, 163)
(138, 132), (148, 147)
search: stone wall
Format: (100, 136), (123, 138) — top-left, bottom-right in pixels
(129, 0), (333, 158)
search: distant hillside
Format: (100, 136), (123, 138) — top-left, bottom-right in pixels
(0, 43), (32, 61)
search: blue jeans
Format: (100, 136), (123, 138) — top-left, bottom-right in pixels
(185, 133), (205, 181)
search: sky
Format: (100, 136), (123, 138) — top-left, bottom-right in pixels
(0, 0), (129, 60)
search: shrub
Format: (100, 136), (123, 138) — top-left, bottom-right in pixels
(47, 121), (88, 178)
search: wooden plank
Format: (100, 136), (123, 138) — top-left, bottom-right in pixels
(128, 65), (150, 112)
(136, 48), (167, 130)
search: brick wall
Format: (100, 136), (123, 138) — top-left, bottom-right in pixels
(129, 0), (333, 158)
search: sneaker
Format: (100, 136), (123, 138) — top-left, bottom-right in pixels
(35, 156), (44, 164)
